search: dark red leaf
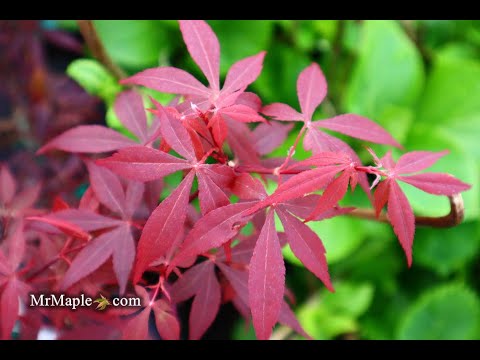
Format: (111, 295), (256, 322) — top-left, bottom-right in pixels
(315, 114), (402, 148)
(171, 262), (212, 303)
(248, 165), (343, 213)
(261, 103), (303, 122)
(395, 150), (449, 174)
(253, 122), (294, 156)
(0, 165), (16, 205)
(305, 171), (351, 222)
(236, 92), (262, 111)
(86, 161), (126, 218)
(5, 220), (25, 272)
(0, 251), (11, 276)
(171, 202), (256, 268)
(220, 104), (265, 124)
(26, 216), (91, 241)
(387, 181), (415, 267)
(197, 170), (230, 215)
(120, 67), (210, 97)
(152, 300), (180, 340)
(248, 210), (285, 340)
(114, 90), (149, 144)
(189, 262), (221, 340)
(133, 171), (194, 282)
(277, 301), (312, 340)
(210, 114), (228, 147)
(398, 173), (471, 196)
(179, 20), (220, 90)
(112, 225), (135, 294)
(155, 105), (196, 161)
(199, 164), (235, 189)
(37, 125), (136, 154)
(231, 173), (267, 201)
(222, 52), (266, 95)
(124, 181), (145, 219)
(297, 63), (327, 120)
(9, 183), (41, 213)
(122, 308), (151, 340)
(1, 280), (20, 340)
(60, 225), (128, 291)
(97, 146), (191, 182)
(373, 180), (391, 217)
(277, 209), (333, 291)
(225, 119), (261, 165)
(41, 209), (123, 232)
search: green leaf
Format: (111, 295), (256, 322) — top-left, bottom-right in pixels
(310, 216), (367, 264)
(232, 321), (257, 340)
(373, 105), (414, 146)
(254, 42), (311, 105)
(55, 20), (78, 31)
(397, 284), (480, 339)
(344, 20), (425, 120)
(93, 20), (173, 71)
(417, 55), (480, 127)
(67, 59), (121, 103)
(404, 52), (480, 222)
(414, 221), (480, 276)
(297, 281), (374, 339)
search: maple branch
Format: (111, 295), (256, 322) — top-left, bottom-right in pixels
(0, 118), (16, 133)
(348, 194), (465, 228)
(77, 20), (127, 80)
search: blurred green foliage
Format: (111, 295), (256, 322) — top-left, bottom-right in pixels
(57, 19), (480, 340)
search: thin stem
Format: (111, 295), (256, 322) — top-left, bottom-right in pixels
(348, 194), (465, 228)
(77, 20), (127, 80)
(149, 278), (163, 307)
(234, 165), (304, 176)
(26, 256), (60, 281)
(278, 125), (307, 171)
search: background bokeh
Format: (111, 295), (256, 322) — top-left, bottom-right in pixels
(3, 20), (480, 339)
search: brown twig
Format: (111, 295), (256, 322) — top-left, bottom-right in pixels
(0, 118), (16, 133)
(77, 20), (126, 80)
(348, 194), (465, 228)
(399, 20), (432, 63)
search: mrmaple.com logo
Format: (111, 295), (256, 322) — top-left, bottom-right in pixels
(29, 293), (141, 310)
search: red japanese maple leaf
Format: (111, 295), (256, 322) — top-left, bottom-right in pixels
(38, 89), (158, 154)
(34, 161), (146, 294)
(366, 149), (471, 266)
(262, 63), (402, 196)
(0, 220), (31, 340)
(122, 286), (180, 340)
(120, 20), (266, 147)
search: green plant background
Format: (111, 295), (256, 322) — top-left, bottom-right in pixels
(57, 20), (480, 340)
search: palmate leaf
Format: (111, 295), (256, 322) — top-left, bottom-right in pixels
(370, 149), (471, 266)
(60, 224), (134, 294)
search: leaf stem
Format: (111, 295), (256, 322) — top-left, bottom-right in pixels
(77, 20), (127, 80)
(278, 124), (307, 172)
(348, 194), (466, 228)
